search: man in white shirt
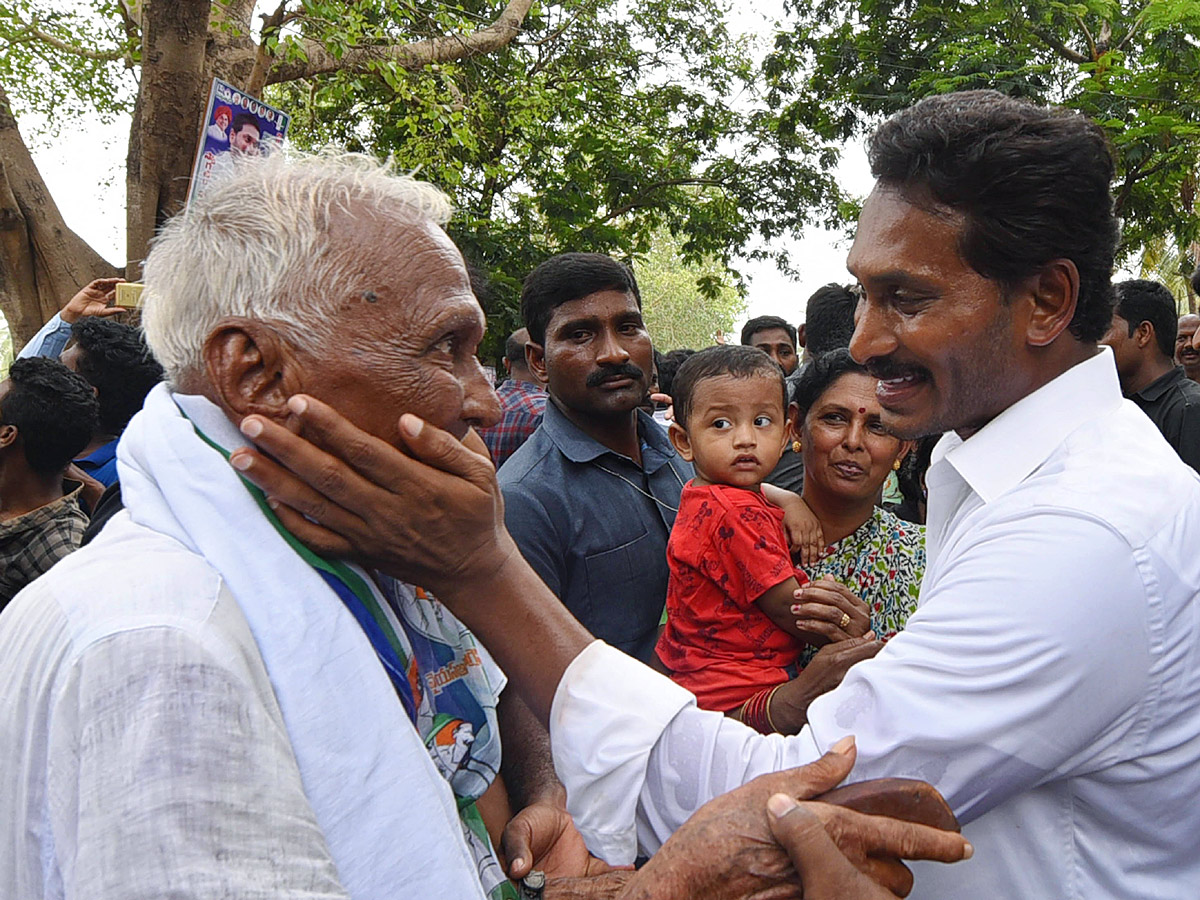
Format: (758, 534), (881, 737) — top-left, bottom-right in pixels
(241, 91), (1200, 899)
(0, 152), (969, 900)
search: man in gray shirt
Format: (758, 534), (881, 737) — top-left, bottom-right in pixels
(499, 253), (690, 664)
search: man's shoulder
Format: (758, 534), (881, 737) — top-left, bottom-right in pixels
(497, 423), (559, 487)
(7, 512), (228, 652)
(1165, 371), (1200, 408)
(999, 402), (1200, 546)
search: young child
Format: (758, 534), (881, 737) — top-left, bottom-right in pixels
(655, 344), (817, 728)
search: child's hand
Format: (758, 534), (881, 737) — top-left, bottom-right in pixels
(763, 485), (826, 565)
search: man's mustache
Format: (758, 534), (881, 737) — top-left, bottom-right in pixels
(586, 363), (646, 387)
(862, 357), (929, 381)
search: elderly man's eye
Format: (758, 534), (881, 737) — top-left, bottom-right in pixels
(432, 336), (455, 355)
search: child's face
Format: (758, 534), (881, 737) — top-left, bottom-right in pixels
(670, 373), (789, 489)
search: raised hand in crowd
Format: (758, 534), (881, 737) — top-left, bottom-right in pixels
(58, 277), (126, 323)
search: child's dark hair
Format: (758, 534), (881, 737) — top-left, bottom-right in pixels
(671, 345), (787, 428)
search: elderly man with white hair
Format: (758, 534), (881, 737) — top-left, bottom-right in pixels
(0, 153), (969, 900)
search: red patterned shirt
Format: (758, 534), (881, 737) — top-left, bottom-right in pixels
(656, 482), (809, 712)
(479, 379), (546, 470)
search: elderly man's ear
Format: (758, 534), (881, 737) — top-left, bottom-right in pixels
(203, 318), (307, 426)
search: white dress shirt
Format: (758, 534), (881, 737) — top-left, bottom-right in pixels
(551, 348), (1200, 899)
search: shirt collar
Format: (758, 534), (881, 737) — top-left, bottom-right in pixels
(1134, 365), (1185, 402)
(76, 437), (119, 466)
(497, 378), (545, 397)
(541, 400), (678, 471)
(0, 482), (83, 539)
(932, 347), (1123, 504)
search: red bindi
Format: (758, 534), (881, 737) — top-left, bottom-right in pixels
(858, 407), (866, 414)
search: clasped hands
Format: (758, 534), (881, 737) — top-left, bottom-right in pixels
(502, 741), (969, 899)
(228, 399), (971, 896)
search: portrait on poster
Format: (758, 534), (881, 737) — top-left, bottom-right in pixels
(187, 78), (292, 206)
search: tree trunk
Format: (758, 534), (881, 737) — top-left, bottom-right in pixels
(0, 85), (119, 349)
(125, 0), (213, 277)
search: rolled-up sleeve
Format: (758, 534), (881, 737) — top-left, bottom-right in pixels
(17, 313), (72, 360)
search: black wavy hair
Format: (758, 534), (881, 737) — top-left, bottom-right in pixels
(671, 344), (787, 429)
(868, 90), (1118, 343)
(791, 348), (870, 421)
(740, 315), (797, 348)
(70, 318), (165, 435)
(1, 357), (99, 475)
(804, 284), (858, 357)
(521, 253), (640, 345)
(1114, 280), (1178, 359)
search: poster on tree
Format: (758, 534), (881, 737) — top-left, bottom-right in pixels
(187, 78), (292, 207)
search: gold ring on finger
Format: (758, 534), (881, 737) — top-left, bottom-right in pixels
(839, 612), (851, 629)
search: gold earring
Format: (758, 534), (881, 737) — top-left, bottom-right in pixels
(792, 440), (802, 454)
(892, 458), (902, 471)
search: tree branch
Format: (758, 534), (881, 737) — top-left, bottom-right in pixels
(263, 0), (535, 86)
(1116, 156), (1176, 213)
(1028, 26), (1088, 64)
(1074, 16), (1098, 60)
(246, 0), (291, 96)
(590, 178), (728, 226)
(1115, 6), (1150, 53)
(3, 16), (125, 61)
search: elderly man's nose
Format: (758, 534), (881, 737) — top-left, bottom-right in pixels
(463, 362), (502, 428)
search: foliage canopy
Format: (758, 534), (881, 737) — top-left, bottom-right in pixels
(765, 0), (1200, 264)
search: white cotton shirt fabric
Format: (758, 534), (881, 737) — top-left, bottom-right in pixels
(551, 348), (1200, 899)
(0, 385), (496, 900)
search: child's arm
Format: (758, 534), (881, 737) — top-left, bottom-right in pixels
(761, 484), (825, 566)
(755, 574), (870, 645)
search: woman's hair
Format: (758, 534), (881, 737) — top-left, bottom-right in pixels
(791, 348), (869, 421)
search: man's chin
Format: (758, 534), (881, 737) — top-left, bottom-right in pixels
(879, 406), (941, 442)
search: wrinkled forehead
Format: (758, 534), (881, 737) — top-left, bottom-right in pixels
(322, 208), (481, 329)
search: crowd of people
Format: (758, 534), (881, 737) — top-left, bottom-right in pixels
(2, 87), (1200, 899)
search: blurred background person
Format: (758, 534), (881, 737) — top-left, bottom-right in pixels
(0, 358), (99, 607)
(1103, 279), (1200, 472)
(478, 327), (545, 470)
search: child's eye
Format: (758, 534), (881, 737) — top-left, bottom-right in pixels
(712, 418), (732, 429)
(754, 415), (772, 427)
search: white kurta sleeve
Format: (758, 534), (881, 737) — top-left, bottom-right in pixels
(550, 641), (822, 862)
(552, 508), (1152, 861)
(46, 625), (350, 900)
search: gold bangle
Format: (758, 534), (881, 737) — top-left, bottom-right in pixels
(764, 684), (784, 734)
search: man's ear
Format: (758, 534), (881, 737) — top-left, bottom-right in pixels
(202, 318), (302, 421)
(1134, 320), (1155, 350)
(0, 423), (17, 451)
(526, 340), (548, 384)
(1025, 259), (1080, 348)
(668, 421), (694, 461)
